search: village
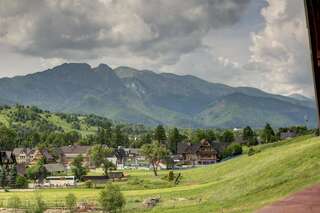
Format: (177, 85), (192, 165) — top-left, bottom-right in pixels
(0, 127), (300, 189)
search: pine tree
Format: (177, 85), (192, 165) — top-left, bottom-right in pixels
(154, 125), (166, 143)
(0, 165), (7, 187)
(168, 128), (180, 154)
(9, 164), (17, 187)
(261, 123), (276, 143)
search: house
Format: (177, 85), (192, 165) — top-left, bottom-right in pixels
(113, 147), (145, 169)
(59, 145), (92, 168)
(13, 148), (32, 164)
(280, 131), (297, 140)
(44, 163), (66, 176)
(29, 148), (54, 165)
(177, 139), (218, 165)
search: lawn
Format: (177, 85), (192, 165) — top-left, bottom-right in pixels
(1, 135), (320, 212)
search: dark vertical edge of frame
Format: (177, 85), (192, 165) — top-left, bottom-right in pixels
(304, 0), (320, 129)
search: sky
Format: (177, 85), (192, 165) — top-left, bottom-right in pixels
(0, 0), (314, 97)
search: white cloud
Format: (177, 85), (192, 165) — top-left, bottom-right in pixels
(247, 0), (313, 96)
(0, 0), (250, 66)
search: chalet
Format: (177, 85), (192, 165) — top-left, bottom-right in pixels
(59, 145), (92, 168)
(177, 139), (218, 165)
(44, 163), (66, 176)
(13, 148), (32, 164)
(29, 148), (54, 165)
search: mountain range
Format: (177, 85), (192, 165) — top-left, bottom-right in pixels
(0, 63), (316, 128)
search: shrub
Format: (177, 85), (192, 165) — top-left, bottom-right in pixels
(168, 171), (175, 181)
(16, 176), (29, 188)
(84, 180), (93, 188)
(65, 193), (77, 213)
(7, 196), (21, 211)
(28, 194), (47, 213)
(223, 143), (243, 158)
(99, 183), (125, 213)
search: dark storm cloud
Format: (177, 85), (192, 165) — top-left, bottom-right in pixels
(0, 0), (251, 63)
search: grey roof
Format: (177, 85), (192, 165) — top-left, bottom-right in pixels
(13, 148), (32, 156)
(44, 163), (66, 173)
(177, 143), (189, 154)
(60, 145), (92, 155)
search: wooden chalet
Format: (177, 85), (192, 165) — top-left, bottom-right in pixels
(177, 139), (218, 165)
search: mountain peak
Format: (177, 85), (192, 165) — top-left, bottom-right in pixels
(53, 63), (91, 70)
(95, 63), (113, 71)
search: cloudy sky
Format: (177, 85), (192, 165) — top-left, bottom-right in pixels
(0, 0), (314, 97)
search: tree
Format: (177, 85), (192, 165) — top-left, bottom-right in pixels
(154, 125), (166, 143)
(26, 161), (47, 183)
(99, 184), (125, 213)
(111, 126), (128, 148)
(15, 176), (28, 189)
(243, 126), (258, 146)
(65, 193), (77, 213)
(261, 123), (276, 143)
(0, 165), (6, 187)
(222, 143), (243, 159)
(141, 142), (168, 176)
(168, 128), (181, 154)
(0, 125), (17, 150)
(8, 164), (17, 187)
(89, 145), (115, 177)
(71, 155), (87, 181)
(206, 129), (216, 142)
(220, 130), (235, 143)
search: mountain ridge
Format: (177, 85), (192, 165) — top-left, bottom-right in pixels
(0, 63), (316, 128)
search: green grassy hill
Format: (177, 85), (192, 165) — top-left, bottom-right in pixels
(1, 135), (320, 212)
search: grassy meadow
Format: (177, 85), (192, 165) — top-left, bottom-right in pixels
(1, 135), (320, 212)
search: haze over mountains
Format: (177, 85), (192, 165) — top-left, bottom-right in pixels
(0, 63), (316, 128)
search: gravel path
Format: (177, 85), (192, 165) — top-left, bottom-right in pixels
(257, 184), (320, 213)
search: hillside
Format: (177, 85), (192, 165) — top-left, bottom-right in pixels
(0, 63), (316, 128)
(1, 136), (320, 212)
(0, 105), (149, 138)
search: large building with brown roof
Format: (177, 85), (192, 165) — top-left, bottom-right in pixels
(177, 139), (218, 165)
(59, 145), (92, 167)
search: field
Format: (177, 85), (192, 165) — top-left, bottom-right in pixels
(1, 135), (320, 212)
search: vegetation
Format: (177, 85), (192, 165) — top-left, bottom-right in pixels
(141, 142), (169, 176)
(261, 123), (276, 143)
(71, 155), (88, 181)
(90, 145), (115, 177)
(65, 193), (77, 213)
(99, 184), (125, 213)
(1, 136), (320, 212)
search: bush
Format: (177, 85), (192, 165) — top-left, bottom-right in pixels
(99, 183), (125, 213)
(7, 196), (21, 210)
(84, 180), (93, 188)
(65, 193), (77, 212)
(27, 194), (47, 213)
(223, 143), (243, 158)
(16, 176), (28, 188)
(168, 171), (175, 181)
